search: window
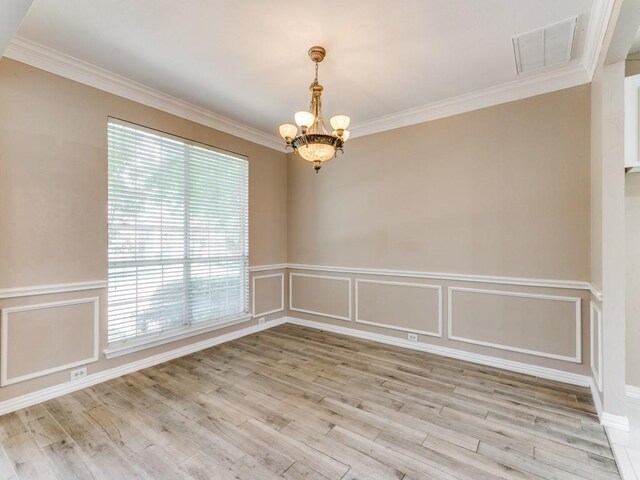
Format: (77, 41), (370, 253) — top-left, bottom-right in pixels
(107, 118), (249, 346)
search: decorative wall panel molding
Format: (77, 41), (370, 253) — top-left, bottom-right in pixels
(448, 287), (582, 363)
(355, 279), (442, 337)
(252, 273), (285, 317)
(286, 263), (600, 299)
(289, 273), (352, 321)
(1, 297), (100, 386)
(0, 280), (107, 299)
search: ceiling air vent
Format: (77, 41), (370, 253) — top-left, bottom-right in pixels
(512, 17), (577, 75)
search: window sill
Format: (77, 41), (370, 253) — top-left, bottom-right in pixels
(103, 313), (252, 359)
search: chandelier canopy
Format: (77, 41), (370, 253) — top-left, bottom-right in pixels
(279, 46), (350, 173)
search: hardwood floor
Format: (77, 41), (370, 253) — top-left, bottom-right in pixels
(0, 324), (620, 479)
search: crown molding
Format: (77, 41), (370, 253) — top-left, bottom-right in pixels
(349, 64), (591, 138)
(3, 36), (283, 151)
(2, 0), (614, 143)
(582, 0), (617, 79)
(349, 0), (615, 139)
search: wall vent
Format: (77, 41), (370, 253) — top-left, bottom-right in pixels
(512, 17), (577, 75)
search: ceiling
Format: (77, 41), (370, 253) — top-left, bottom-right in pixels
(5, 0), (609, 148)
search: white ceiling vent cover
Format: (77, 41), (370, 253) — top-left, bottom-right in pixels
(512, 17), (577, 75)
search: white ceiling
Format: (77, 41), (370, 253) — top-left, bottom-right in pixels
(0, 0), (32, 55)
(8, 0), (605, 146)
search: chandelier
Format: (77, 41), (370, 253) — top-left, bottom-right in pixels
(278, 46), (351, 173)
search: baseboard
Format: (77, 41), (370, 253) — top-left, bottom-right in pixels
(287, 316), (637, 430)
(0, 317), (287, 416)
(602, 412), (631, 431)
(285, 316), (591, 387)
(0, 314), (622, 431)
(627, 384), (640, 399)
(591, 377), (604, 421)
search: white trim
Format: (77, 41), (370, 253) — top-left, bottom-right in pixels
(289, 273), (352, 322)
(1, 297), (100, 386)
(590, 285), (604, 302)
(590, 378), (604, 422)
(625, 75), (640, 168)
(0, 307), (619, 429)
(590, 301), (603, 392)
(104, 313), (252, 359)
(447, 287), (582, 363)
(0, 317), (287, 417)
(586, 379), (630, 432)
(0, 280), (107, 299)
(354, 279), (442, 337)
(286, 316), (591, 387)
(627, 385), (640, 399)
(626, 385), (640, 399)
(349, 64), (589, 138)
(288, 263), (595, 293)
(3, 37), (282, 151)
(0, 266), (599, 301)
(2, 1), (614, 148)
(602, 413), (631, 432)
(248, 264), (288, 273)
(582, 0), (617, 80)
(252, 273), (285, 317)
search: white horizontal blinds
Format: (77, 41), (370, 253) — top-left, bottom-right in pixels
(107, 119), (249, 344)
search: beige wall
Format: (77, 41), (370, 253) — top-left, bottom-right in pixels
(0, 59), (286, 288)
(253, 273), (285, 317)
(356, 279), (441, 336)
(286, 86), (593, 375)
(290, 273), (351, 321)
(288, 85), (591, 281)
(0, 58), (287, 401)
(627, 174), (640, 387)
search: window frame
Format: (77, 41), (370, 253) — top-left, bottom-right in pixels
(105, 118), (250, 358)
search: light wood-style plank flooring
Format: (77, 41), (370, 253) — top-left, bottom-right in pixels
(0, 324), (620, 479)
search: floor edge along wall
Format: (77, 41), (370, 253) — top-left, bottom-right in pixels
(0, 314), (619, 430)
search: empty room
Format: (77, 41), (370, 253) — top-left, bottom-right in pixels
(2, 0), (640, 479)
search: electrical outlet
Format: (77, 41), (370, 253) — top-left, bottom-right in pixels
(70, 366), (87, 382)
(258, 317), (265, 325)
(407, 333), (418, 342)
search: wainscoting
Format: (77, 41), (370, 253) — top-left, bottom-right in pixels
(0, 297), (99, 386)
(0, 265), (618, 432)
(0, 268), (287, 408)
(447, 287), (581, 363)
(0, 324), (616, 480)
(287, 265), (592, 377)
(289, 273), (352, 321)
(252, 273), (285, 317)
(355, 279), (442, 337)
